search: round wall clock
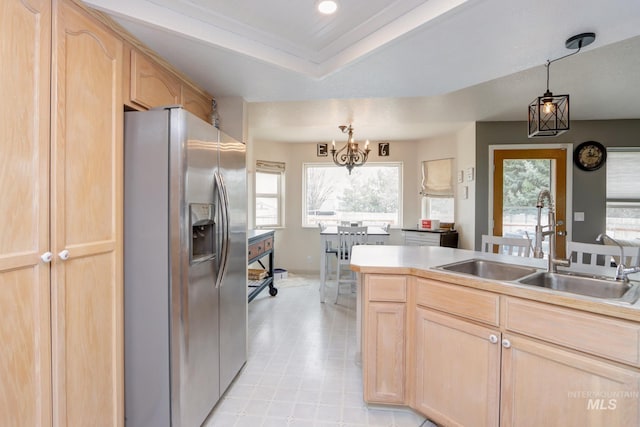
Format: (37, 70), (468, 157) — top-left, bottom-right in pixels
(574, 141), (607, 171)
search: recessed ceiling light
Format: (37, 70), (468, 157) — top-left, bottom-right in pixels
(317, 0), (338, 15)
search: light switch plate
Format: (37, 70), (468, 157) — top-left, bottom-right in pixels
(457, 170), (464, 183)
(574, 212), (585, 222)
(466, 167), (474, 181)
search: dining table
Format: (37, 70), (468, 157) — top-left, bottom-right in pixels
(319, 225), (390, 303)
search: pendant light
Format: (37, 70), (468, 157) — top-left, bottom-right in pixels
(528, 32), (596, 138)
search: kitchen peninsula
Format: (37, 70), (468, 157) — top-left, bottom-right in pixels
(351, 245), (640, 427)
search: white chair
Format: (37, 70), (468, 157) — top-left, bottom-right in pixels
(369, 222), (390, 232)
(567, 241), (640, 269)
(335, 226), (368, 303)
(340, 220), (363, 227)
(319, 222), (338, 279)
(365, 222), (390, 244)
(481, 235), (532, 257)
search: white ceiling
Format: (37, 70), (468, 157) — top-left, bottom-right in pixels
(84, 0), (640, 143)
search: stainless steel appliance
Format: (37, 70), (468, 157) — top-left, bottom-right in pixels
(124, 107), (247, 427)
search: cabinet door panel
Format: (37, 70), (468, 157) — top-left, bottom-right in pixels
(414, 308), (500, 427)
(501, 334), (640, 427)
(0, 268), (51, 427)
(129, 49), (181, 109)
(364, 302), (406, 404)
(0, 0), (52, 425)
(52, 1), (123, 425)
(63, 254), (119, 425)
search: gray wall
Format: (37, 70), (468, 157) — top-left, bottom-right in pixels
(475, 119), (640, 249)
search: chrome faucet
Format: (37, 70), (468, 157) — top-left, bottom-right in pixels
(596, 233), (640, 282)
(533, 190), (570, 272)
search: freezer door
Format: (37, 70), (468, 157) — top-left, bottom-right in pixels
(218, 131), (248, 393)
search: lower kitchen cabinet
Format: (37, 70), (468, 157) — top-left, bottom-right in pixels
(363, 275), (407, 404)
(361, 272), (640, 426)
(501, 334), (640, 426)
(414, 307), (501, 427)
(413, 310), (640, 427)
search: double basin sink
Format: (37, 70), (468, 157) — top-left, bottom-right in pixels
(436, 258), (640, 304)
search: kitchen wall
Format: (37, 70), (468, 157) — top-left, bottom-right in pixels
(475, 119), (640, 249)
(250, 124), (475, 273)
(454, 123), (477, 249)
(414, 123), (477, 249)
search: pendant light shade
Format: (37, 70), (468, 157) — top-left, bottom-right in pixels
(528, 91), (569, 137)
(527, 32), (595, 138)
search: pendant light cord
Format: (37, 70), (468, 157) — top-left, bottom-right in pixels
(545, 44), (584, 91)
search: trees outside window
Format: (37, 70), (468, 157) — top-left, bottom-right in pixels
(303, 163), (402, 227)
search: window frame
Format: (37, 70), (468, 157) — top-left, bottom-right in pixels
(423, 196), (455, 223)
(605, 148), (640, 238)
(301, 162), (403, 228)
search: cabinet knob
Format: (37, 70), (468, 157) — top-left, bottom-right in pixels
(489, 334), (499, 344)
(502, 338), (512, 349)
(58, 249), (70, 261)
(41, 252), (53, 263)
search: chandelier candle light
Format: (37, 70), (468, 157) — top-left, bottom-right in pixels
(528, 32), (596, 138)
(331, 124), (371, 175)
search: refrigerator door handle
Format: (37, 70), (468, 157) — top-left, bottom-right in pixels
(214, 171), (231, 288)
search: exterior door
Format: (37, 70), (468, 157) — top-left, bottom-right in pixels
(51, 1), (123, 425)
(492, 148), (567, 258)
(0, 1), (52, 426)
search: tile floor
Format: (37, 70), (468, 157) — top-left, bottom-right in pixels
(205, 275), (436, 427)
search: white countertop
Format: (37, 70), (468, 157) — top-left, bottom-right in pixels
(350, 245), (640, 321)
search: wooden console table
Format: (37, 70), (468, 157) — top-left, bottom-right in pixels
(247, 229), (277, 302)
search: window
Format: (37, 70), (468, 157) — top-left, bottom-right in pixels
(606, 149), (640, 239)
(424, 197), (455, 222)
(420, 159), (455, 222)
(303, 163), (402, 227)
(255, 160), (285, 227)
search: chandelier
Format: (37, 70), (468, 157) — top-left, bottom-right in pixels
(331, 124), (371, 175)
(528, 32), (596, 137)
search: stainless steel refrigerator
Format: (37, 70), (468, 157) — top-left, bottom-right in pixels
(123, 107), (247, 427)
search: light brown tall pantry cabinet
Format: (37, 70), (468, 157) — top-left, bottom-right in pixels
(1, 0), (123, 425)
